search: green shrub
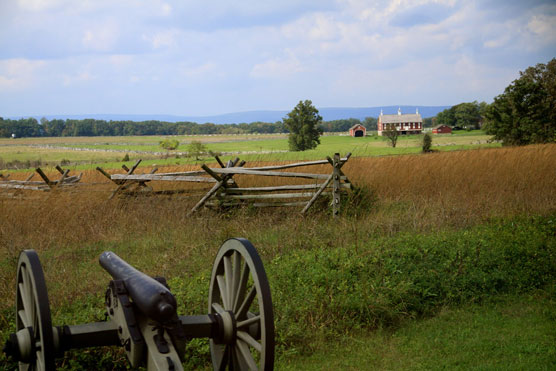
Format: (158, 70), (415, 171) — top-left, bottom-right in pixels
(159, 138), (180, 150)
(267, 215), (556, 349)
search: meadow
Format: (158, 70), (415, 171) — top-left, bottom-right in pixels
(0, 131), (498, 172)
(0, 137), (554, 369)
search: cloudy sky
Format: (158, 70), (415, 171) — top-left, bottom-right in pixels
(1, 0), (555, 117)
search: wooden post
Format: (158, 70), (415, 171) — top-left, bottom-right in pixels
(300, 174), (333, 214)
(35, 168), (53, 189)
(214, 156), (226, 168)
(54, 169), (70, 189)
(332, 153), (340, 217)
(109, 160), (142, 199)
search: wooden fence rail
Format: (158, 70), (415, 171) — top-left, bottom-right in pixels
(94, 153), (353, 217)
(0, 166), (82, 197)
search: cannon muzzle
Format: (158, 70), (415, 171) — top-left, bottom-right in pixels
(99, 251), (177, 322)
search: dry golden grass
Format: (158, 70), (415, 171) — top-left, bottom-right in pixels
(0, 144), (554, 318)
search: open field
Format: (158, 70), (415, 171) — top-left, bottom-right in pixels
(0, 131), (498, 172)
(0, 143), (554, 369)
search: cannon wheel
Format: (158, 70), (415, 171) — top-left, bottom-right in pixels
(15, 250), (55, 370)
(208, 238), (274, 370)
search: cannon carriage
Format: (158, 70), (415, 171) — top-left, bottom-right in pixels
(3, 238), (274, 370)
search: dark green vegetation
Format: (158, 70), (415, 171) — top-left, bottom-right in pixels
(281, 293), (556, 370)
(485, 58), (556, 145)
(422, 132), (432, 152)
(0, 116), (379, 138)
(284, 100), (323, 151)
(435, 101), (487, 130)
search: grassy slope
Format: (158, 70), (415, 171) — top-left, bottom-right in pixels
(280, 294), (556, 370)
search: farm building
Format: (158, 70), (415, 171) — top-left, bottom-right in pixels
(433, 125), (452, 134)
(377, 108), (422, 136)
(349, 124), (367, 137)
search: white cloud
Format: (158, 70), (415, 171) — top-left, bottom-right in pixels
(527, 14), (556, 42)
(250, 53), (304, 79)
(0, 59), (44, 90)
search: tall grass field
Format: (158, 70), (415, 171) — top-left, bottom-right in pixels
(0, 143), (555, 369)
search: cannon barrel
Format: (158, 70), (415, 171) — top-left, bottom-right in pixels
(99, 251), (177, 323)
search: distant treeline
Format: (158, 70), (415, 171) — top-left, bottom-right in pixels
(0, 117), (382, 138)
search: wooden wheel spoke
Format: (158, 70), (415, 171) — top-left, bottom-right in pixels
(237, 286), (257, 320)
(237, 314), (260, 329)
(237, 330), (262, 352)
(212, 343), (228, 371)
(231, 251), (242, 307)
(223, 256), (233, 309)
(216, 275), (228, 310)
(236, 338), (259, 371)
(211, 302), (226, 314)
(18, 309), (30, 328)
(233, 263), (250, 313)
(21, 267), (36, 324)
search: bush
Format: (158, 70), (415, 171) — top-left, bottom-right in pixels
(422, 133), (432, 152)
(122, 153), (129, 162)
(159, 138), (180, 151)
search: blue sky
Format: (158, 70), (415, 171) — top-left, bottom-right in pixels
(1, 0), (555, 117)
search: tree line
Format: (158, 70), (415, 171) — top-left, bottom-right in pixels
(0, 116), (379, 138)
(433, 58), (555, 145)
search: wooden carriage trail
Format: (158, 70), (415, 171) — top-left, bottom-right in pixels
(96, 153), (353, 216)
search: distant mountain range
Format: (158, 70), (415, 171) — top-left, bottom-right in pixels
(12, 106), (450, 124)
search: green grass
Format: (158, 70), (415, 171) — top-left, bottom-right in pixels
(279, 293), (556, 370)
(0, 131), (499, 172)
(2, 214), (553, 369)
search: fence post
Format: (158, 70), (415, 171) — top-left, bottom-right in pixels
(332, 153), (340, 217)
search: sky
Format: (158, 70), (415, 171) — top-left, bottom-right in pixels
(1, 0), (555, 117)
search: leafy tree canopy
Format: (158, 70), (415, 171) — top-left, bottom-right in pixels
(435, 101), (486, 130)
(382, 123), (399, 147)
(484, 58), (556, 145)
(283, 100), (323, 151)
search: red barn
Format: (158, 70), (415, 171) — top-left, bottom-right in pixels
(349, 124), (366, 137)
(432, 125), (452, 134)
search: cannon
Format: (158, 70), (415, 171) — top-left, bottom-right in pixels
(3, 238), (274, 370)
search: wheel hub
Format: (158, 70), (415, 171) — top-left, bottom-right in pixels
(215, 310), (237, 344)
(3, 327), (35, 362)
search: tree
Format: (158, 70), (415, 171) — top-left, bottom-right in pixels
(382, 123), (399, 147)
(187, 140), (208, 160)
(435, 101), (484, 130)
(283, 100), (323, 151)
(454, 102), (482, 130)
(484, 58), (556, 145)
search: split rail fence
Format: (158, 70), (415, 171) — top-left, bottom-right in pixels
(96, 153), (352, 216)
(0, 166), (82, 197)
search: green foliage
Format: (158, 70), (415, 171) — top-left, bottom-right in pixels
(159, 138), (180, 150)
(121, 153), (129, 162)
(484, 58), (556, 145)
(422, 133), (432, 152)
(435, 101), (485, 130)
(268, 216), (556, 348)
(187, 140), (208, 160)
(382, 123), (399, 147)
(284, 100), (323, 151)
